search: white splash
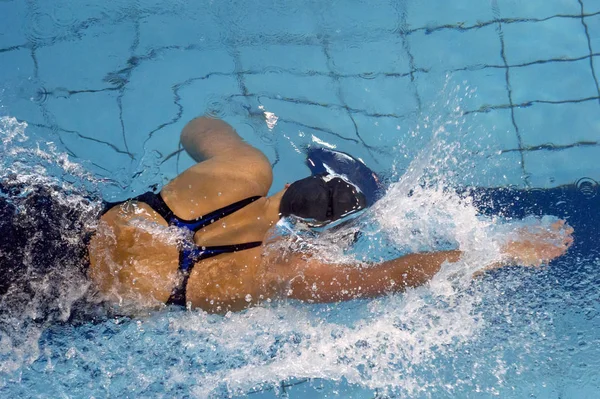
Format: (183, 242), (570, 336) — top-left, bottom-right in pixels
(164, 84), (517, 398)
(0, 116), (28, 147)
(0, 116), (103, 376)
(311, 134), (336, 149)
(258, 105), (279, 130)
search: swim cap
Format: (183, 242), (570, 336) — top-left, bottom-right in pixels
(305, 147), (383, 206)
(279, 175), (367, 225)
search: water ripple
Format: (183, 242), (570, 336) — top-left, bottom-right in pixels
(576, 177), (598, 199)
(26, 12), (62, 46)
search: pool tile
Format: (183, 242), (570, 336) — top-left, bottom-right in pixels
(514, 101), (600, 148)
(407, 25), (503, 72)
(459, 109), (520, 151)
(350, 112), (429, 171)
(0, 1), (27, 48)
(314, 0), (399, 37)
(0, 48), (44, 125)
(524, 145), (600, 187)
(57, 125), (132, 175)
(258, 97), (357, 143)
(36, 21), (135, 89)
(495, 0), (581, 19)
(142, 124), (181, 166)
(238, 45), (328, 74)
(510, 59), (598, 104)
(405, 0), (495, 30)
(457, 151), (526, 187)
(2, 98), (44, 128)
(137, 11), (226, 55)
(502, 18), (589, 66)
(44, 91), (128, 155)
(562, 382), (600, 399)
(127, 47), (235, 91)
(328, 37), (411, 76)
(415, 68), (510, 114)
(415, 108), (523, 187)
(351, 113), (419, 150)
(0, 48), (33, 84)
(244, 72), (340, 105)
(122, 48), (236, 155)
(211, 0), (318, 45)
(133, 1), (313, 52)
(583, 0), (600, 14)
(135, 127), (181, 174)
(27, 0), (131, 41)
(177, 75), (243, 120)
(594, 56), (600, 86)
(587, 13), (600, 54)
(24, 125), (126, 184)
(339, 75), (418, 117)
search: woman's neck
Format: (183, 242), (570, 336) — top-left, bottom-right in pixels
(262, 188), (286, 226)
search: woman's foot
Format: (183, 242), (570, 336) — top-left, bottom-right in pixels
(501, 219), (574, 267)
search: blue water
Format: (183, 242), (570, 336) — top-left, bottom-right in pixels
(1, 0), (600, 398)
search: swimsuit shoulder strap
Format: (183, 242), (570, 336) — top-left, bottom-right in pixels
(131, 191), (174, 221)
(103, 192), (261, 235)
(165, 241), (263, 307)
(101, 191), (264, 307)
(169, 195), (262, 233)
(161, 194), (263, 307)
(100, 191), (173, 221)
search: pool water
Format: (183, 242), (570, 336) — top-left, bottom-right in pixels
(1, 0), (600, 398)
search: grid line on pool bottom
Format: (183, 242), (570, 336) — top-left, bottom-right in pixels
(3, 2), (600, 190)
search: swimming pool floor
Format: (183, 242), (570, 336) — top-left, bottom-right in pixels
(0, 0), (599, 197)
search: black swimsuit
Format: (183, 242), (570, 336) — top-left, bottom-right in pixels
(103, 192), (263, 306)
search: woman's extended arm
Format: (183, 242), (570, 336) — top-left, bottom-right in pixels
(268, 220), (573, 303)
(278, 250), (462, 303)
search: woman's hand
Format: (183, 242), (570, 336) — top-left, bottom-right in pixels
(501, 219), (574, 267)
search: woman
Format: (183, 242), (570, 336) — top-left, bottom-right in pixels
(88, 117), (574, 313)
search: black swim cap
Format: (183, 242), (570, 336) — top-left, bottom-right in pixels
(279, 175), (367, 225)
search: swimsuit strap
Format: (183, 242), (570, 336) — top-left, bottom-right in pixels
(101, 191), (264, 307)
(130, 191), (174, 221)
(105, 192), (261, 235)
(169, 195), (262, 233)
(165, 241), (263, 307)
(163, 194), (263, 306)
(101, 191), (174, 220)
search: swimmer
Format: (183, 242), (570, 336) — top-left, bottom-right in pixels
(87, 117), (574, 313)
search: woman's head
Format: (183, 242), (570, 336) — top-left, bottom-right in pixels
(279, 175), (367, 226)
